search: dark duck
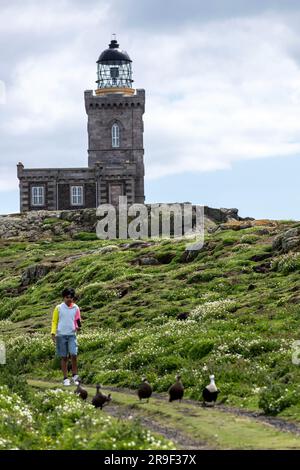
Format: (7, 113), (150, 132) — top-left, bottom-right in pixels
(137, 377), (152, 402)
(92, 384), (112, 409)
(168, 375), (184, 402)
(74, 380), (88, 401)
(202, 374), (220, 406)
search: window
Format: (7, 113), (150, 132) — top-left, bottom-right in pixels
(31, 186), (45, 206)
(71, 186), (83, 206)
(112, 123), (120, 148)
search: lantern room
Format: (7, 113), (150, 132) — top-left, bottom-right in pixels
(96, 36), (134, 95)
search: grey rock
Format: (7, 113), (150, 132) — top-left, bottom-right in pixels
(272, 227), (300, 253)
(138, 257), (160, 266)
(121, 240), (153, 250)
(180, 250), (200, 263)
(21, 263), (55, 286)
(97, 245), (120, 254)
(282, 237), (300, 252)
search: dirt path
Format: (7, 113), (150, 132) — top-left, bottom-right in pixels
(105, 385), (300, 436)
(104, 403), (209, 450)
(216, 404), (300, 436)
(27, 379), (300, 450)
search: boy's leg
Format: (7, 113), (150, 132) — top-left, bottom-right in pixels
(68, 335), (78, 378)
(56, 335), (69, 380)
(71, 355), (78, 375)
(61, 357), (68, 378)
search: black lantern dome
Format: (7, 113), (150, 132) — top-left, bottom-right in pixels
(96, 37), (134, 94)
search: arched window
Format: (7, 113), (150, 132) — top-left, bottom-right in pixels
(112, 123), (120, 148)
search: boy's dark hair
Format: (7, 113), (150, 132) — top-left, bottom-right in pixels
(62, 287), (76, 299)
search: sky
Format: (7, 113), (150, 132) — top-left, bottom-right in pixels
(1, 0), (300, 218)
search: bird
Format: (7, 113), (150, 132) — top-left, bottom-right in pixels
(137, 377), (152, 402)
(74, 380), (88, 401)
(202, 374), (220, 406)
(92, 384), (112, 409)
(168, 375), (184, 402)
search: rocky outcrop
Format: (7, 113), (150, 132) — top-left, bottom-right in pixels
(0, 206), (250, 241)
(95, 245), (120, 254)
(216, 219), (277, 232)
(0, 209), (97, 241)
(204, 207), (242, 223)
(272, 227), (300, 253)
(21, 263), (57, 286)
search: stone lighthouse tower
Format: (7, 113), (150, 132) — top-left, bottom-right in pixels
(85, 36), (145, 205)
(17, 37), (145, 211)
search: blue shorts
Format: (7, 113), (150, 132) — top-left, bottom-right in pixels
(56, 335), (78, 358)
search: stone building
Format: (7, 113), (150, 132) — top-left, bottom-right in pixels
(17, 37), (145, 212)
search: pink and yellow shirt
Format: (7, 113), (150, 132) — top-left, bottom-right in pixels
(51, 302), (81, 336)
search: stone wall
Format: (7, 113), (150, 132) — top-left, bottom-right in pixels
(57, 182), (96, 210)
(85, 89), (145, 204)
(17, 165), (97, 212)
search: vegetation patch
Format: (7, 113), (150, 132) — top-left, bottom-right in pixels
(1, 218), (300, 438)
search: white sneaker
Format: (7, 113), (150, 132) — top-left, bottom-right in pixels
(63, 378), (71, 386)
(72, 375), (79, 385)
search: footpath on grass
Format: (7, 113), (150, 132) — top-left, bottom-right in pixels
(28, 379), (300, 450)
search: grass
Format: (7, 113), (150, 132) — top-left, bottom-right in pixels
(0, 381), (174, 450)
(28, 379), (300, 450)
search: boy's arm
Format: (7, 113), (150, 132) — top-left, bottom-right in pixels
(51, 306), (59, 337)
(75, 307), (81, 329)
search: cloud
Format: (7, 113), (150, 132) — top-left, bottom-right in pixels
(134, 14), (300, 178)
(0, 0), (111, 192)
(0, 80), (5, 104)
(114, 0), (300, 30)
(1, 0), (300, 195)
(0, 0), (107, 35)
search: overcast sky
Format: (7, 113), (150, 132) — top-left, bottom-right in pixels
(1, 0), (300, 218)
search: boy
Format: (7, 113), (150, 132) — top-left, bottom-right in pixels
(51, 287), (81, 386)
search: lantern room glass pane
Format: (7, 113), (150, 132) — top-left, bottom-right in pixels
(110, 67), (119, 78)
(97, 62), (133, 89)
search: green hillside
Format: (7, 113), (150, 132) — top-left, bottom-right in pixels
(1, 215), (300, 449)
